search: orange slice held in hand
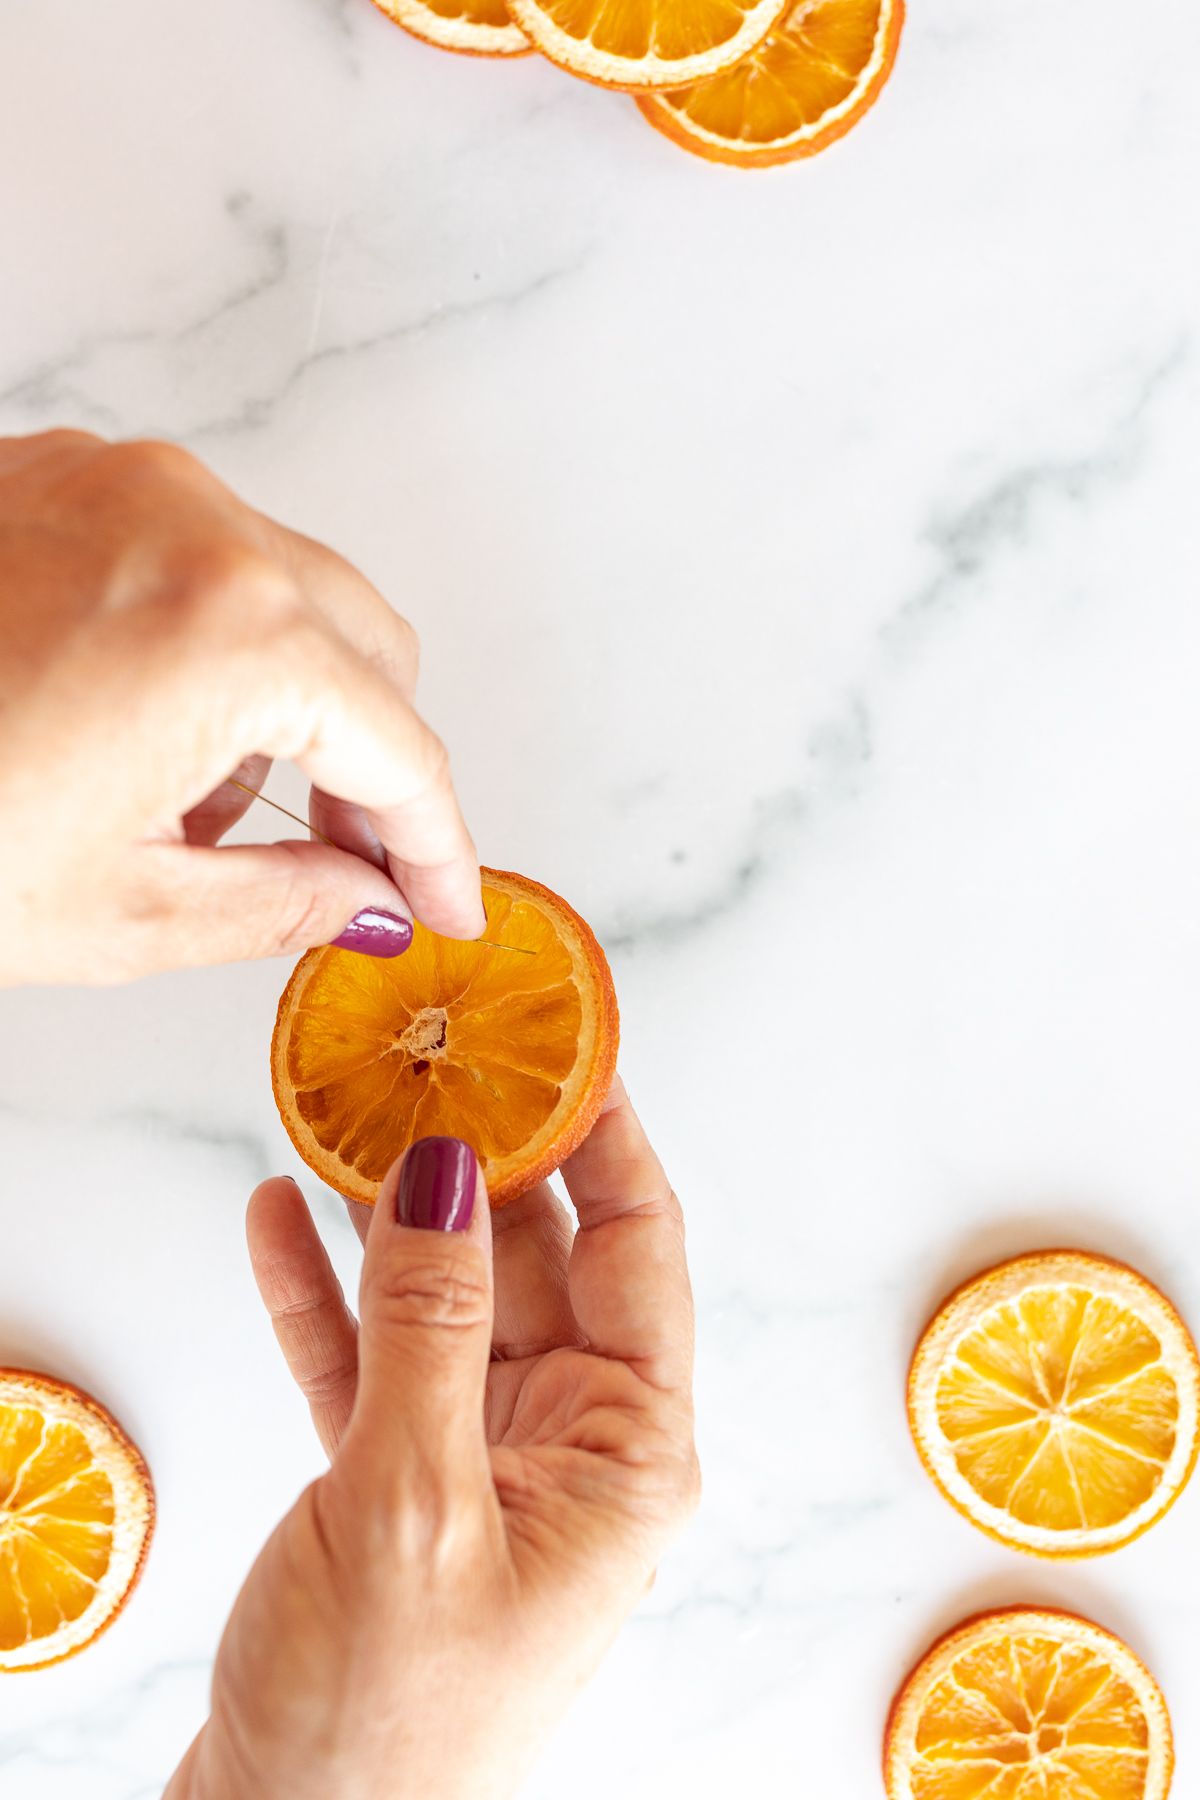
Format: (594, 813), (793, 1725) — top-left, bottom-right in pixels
(273, 869), (619, 1208)
(907, 1251), (1200, 1558)
(884, 1607), (1174, 1800)
(507, 0), (789, 92)
(0, 1371), (154, 1672)
(370, 0), (531, 59)
(638, 0), (903, 166)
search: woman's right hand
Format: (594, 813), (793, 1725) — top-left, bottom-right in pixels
(166, 1080), (699, 1800)
(0, 429), (485, 986)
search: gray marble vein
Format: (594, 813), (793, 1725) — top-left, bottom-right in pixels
(103, 1106), (276, 1184)
(885, 339), (1190, 651)
(0, 195), (292, 433)
(0, 1094), (273, 1183)
(601, 339), (1190, 957)
(192, 251), (590, 443)
(0, 212), (589, 444)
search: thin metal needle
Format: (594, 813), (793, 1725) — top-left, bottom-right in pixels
(230, 778), (335, 846)
(229, 779), (537, 955)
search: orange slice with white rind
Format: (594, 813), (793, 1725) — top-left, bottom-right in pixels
(908, 1251), (1200, 1558)
(0, 1370), (154, 1672)
(272, 868), (619, 1208)
(884, 1607), (1174, 1800)
(506, 0), (788, 92)
(638, 0), (903, 167)
(371, 0), (531, 58)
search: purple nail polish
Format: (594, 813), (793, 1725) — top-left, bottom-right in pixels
(331, 908), (413, 958)
(396, 1137), (475, 1231)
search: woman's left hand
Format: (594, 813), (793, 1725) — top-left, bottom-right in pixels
(165, 1079), (698, 1800)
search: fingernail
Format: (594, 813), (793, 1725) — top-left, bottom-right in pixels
(396, 1137), (475, 1231)
(331, 908), (413, 958)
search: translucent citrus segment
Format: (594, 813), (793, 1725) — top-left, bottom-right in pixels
(0, 1370), (154, 1672)
(272, 869), (619, 1208)
(908, 1252), (1200, 1557)
(370, 0), (531, 58)
(884, 1609), (1174, 1800)
(506, 0), (788, 91)
(638, 0), (903, 166)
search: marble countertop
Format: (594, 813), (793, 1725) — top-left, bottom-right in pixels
(4, 0), (1200, 1793)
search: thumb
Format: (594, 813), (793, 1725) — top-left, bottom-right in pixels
(139, 839), (416, 966)
(344, 1137), (495, 1509)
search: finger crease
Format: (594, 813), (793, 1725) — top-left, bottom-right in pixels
(493, 1333), (584, 1362)
(270, 1290), (347, 1325)
(296, 1357), (359, 1405)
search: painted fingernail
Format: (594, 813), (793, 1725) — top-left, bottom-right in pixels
(331, 908), (413, 958)
(396, 1137), (475, 1231)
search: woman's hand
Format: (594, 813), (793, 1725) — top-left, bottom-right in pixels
(166, 1081), (698, 1800)
(0, 429), (485, 985)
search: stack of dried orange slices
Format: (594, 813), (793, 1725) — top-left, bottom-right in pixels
(368, 0), (905, 168)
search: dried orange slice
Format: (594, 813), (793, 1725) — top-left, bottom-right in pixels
(370, 0), (530, 58)
(0, 1370), (154, 1672)
(638, 0), (903, 167)
(273, 868), (619, 1208)
(884, 1607), (1174, 1800)
(908, 1251), (1200, 1558)
(506, 0), (787, 92)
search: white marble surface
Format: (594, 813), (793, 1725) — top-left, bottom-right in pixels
(4, 0), (1200, 1791)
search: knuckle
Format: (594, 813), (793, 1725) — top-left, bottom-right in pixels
(107, 436), (207, 488)
(391, 612), (420, 681)
(660, 1187), (687, 1237)
(31, 426), (104, 456)
(296, 1356), (357, 1409)
(419, 727), (453, 793)
(395, 1484), (483, 1570)
(173, 544), (304, 642)
(368, 1252), (490, 1336)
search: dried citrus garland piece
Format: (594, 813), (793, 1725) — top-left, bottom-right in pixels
(273, 868), (618, 1208)
(884, 1608), (1174, 1800)
(0, 1370), (154, 1672)
(638, 0), (903, 166)
(908, 1251), (1200, 1557)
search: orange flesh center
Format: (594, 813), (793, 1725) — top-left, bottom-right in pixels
(0, 1404), (114, 1649)
(287, 888), (583, 1184)
(935, 1286), (1178, 1532)
(671, 0), (886, 142)
(912, 1633), (1150, 1795)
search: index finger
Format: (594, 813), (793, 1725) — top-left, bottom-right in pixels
(280, 628), (485, 938)
(561, 1076), (694, 1396)
(137, 602), (486, 939)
